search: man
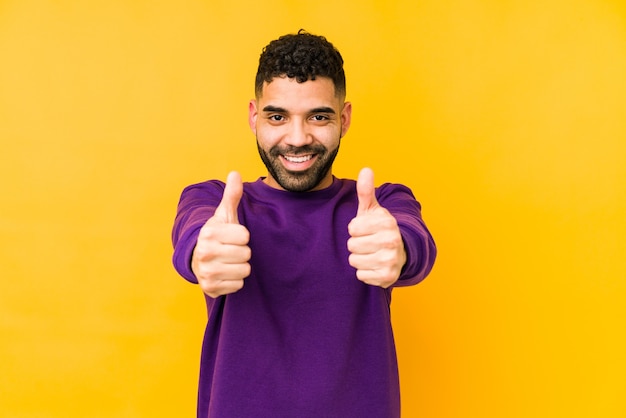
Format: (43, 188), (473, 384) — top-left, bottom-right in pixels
(172, 30), (436, 418)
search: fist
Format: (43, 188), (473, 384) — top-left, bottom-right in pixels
(192, 171), (251, 298)
(347, 168), (406, 288)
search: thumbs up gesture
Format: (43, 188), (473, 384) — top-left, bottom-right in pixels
(347, 168), (406, 288)
(192, 171), (251, 298)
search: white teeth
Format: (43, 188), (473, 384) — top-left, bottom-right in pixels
(283, 155), (313, 163)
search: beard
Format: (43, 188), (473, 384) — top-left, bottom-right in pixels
(256, 141), (340, 192)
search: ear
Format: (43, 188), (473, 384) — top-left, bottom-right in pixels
(340, 101), (352, 138)
(248, 100), (258, 134)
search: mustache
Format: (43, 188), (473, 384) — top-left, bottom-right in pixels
(269, 144), (327, 156)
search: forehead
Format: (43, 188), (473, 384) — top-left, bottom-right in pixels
(258, 76), (341, 109)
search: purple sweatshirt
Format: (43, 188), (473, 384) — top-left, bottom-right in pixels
(172, 177), (436, 418)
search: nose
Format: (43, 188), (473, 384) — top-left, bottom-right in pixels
(284, 119), (312, 147)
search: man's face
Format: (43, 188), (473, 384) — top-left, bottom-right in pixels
(249, 76), (352, 192)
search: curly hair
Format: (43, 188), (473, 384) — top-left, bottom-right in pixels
(255, 30), (346, 98)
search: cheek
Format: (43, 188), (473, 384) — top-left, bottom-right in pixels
(316, 127), (341, 147)
(255, 125), (282, 146)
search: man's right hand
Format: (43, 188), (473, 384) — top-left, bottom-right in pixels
(192, 171), (251, 298)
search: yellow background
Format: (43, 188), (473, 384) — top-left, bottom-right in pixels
(1, 0), (625, 416)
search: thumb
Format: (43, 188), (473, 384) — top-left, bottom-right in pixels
(356, 167), (379, 215)
(214, 171), (243, 223)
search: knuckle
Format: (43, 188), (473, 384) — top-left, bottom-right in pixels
(348, 253), (359, 268)
(199, 279), (219, 296)
(242, 263), (251, 277)
(380, 231), (402, 250)
(198, 223), (219, 239)
(194, 244), (219, 263)
(242, 247), (252, 262)
(372, 250), (394, 269)
(194, 262), (207, 277)
(233, 279), (245, 292)
(196, 264), (217, 282)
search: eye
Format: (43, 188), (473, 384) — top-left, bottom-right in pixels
(311, 114), (329, 121)
(269, 114), (285, 122)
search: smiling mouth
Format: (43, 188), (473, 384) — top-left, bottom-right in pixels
(282, 154), (314, 163)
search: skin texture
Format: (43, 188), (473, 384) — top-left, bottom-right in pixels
(191, 77), (406, 297)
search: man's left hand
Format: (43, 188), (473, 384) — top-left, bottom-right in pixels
(347, 168), (406, 288)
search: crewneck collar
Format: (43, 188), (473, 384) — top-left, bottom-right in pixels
(252, 176), (344, 200)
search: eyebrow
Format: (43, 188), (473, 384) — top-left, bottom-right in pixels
(310, 106), (336, 114)
(262, 105), (336, 114)
(262, 105), (287, 113)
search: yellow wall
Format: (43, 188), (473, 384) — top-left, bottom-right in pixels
(1, 0), (624, 416)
